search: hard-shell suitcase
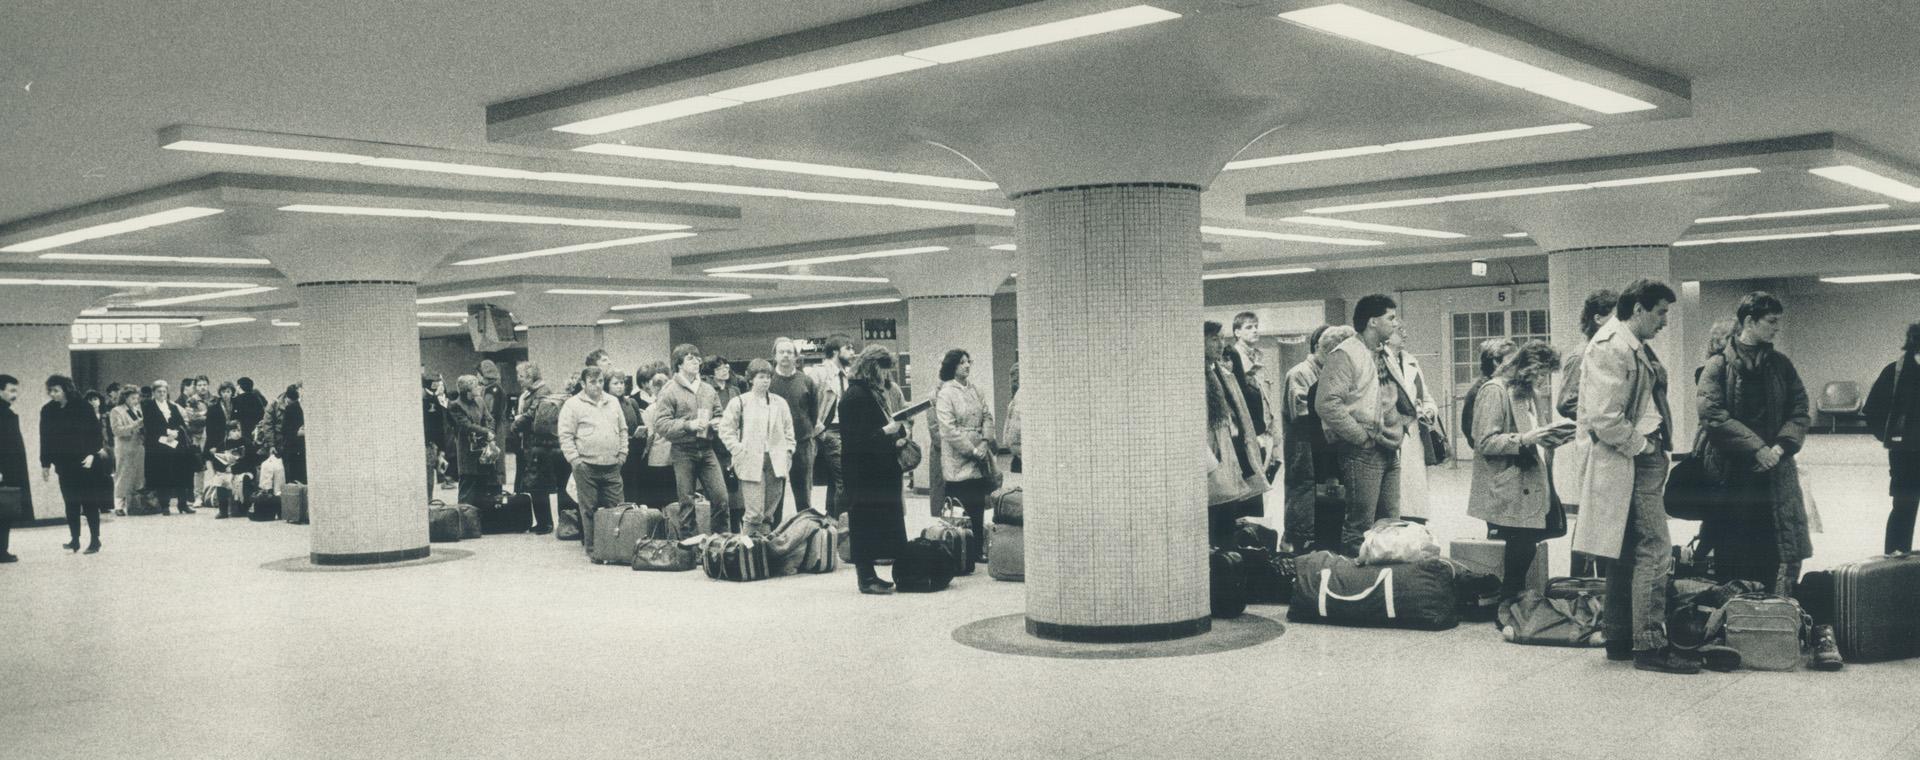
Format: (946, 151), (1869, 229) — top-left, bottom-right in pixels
(1288, 551), (1460, 630)
(427, 501), (462, 543)
(249, 494), (282, 522)
(922, 522), (973, 577)
(894, 537), (955, 593)
(700, 533), (770, 582)
(280, 482), (309, 524)
(987, 523), (1024, 582)
(1823, 552), (1920, 662)
(481, 492), (534, 535)
(589, 504), (658, 566)
(454, 503), (483, 539)
(1211, 548), (1248, 618)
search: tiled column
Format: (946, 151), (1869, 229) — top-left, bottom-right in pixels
(1016, 184), (1208, 642)
(0, 287), (117, 524)
(525, 326), (600, 380)
(298, 281), (431, 564)
(1546, 246), (1690, 445)
(601, 321), (672, 371)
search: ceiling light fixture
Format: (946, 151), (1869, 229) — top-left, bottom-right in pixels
(1, 207), (226, 252)
(0, 278), (258, 289)
(1673, 222), (1920, 247)
(596, 318), (625, 325)
(192, 317), (256, 328)
(1279, 4), (1655, 114)
(574, 144), (997, 191)
(417, 321), (464, 328)
(132, 285), (278, 308)
(271, 319), (302, 327)
(1306, 169), (1760, 215)
(39, 252), (275, 266)
(69, 343), (164, 351)
(278, 204), (691, 231)
(1277, 216), (1465, 239)
(1807, 166), (1920, 202)
(453, 232), (698, 266)
(1502, 232), (1530, 238)
(708, 272), (891, 283)
(74, 317), (202, 325)
(1225, 123), (1589, 171)
(1695, 204), (1890, 224)
(610, 295), (754, 311)
(1820, 273), (1920, 284)
(553, 6), (1180, 135)
(748, 297), (903, 313)
(417, 311), (468, 318)
(1200, 225), (1382, 246)
(1203, 267), (1317, 280)
(704, 245), (949, 273)
(416, 290), (515, 305)
(989, 244), (1017, 251)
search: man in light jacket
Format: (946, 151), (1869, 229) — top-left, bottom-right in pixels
(654, 343), (732, 535)
(558, 366), (627, 553)
(1573, 278), (1697, 675)
(1313, 294), (1415, 556)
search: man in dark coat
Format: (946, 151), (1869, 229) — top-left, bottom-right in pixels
(141, 380), (195, 514)
(0, 374), (29, 562)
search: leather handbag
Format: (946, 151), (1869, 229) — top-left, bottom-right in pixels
(870, 393), (921, 473)
(1663, 445), (1722, 521)
(1420, 417), (1449, 466)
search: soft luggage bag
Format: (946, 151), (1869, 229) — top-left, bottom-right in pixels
(632, 535), (701, 572)
(281, 482), (309, 524)
(427, 501), (462, 543)
(989, 485), (1023, 525)
(127, 491), (165, 516)
(1714, 593), (1808, 671)
(1234, 547), (1294, 605)
(768, 511), (838, 575)
(1288, 551), (1459, 630)
(454, 503), (483, 539)
(894, 538), (956, 593)
(556, 508), (583, 541)
(1357, 519), (1438, 566)
(481, 492), (534, 535)
(249, 494), (281, 522)
(1821, 552), (1920, 662)
(922, 522), (973, 577)
(700, 533), (770, 582)
(1499, 577), (1607, 647)
(987, 523), (1025, 582)
(1231, 519), (1279, 552)
(1211, 548), (1248, 619)
(589, 504), (657, 566)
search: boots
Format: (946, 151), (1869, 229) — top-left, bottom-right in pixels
(1812, 624), (1845, 671)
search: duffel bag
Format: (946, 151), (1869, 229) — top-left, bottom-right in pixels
(768, 511), (840, 575)
(128, 491), (165, 516)
(249, 494), (282, 522)
(700, 533), (770, 582)
(1236, 547), (1294, 605)
(1289, 551), (1459, 630)
(480, 491), (534, 535)
(894, 537), (955, 593)
(454, 503), (483, 539)
(1498, 577), (1607, 647)
(427, 501), (462, 543)
(989, 485), (1023, 525)
(281, 482), (309, 524)
(632, 535), (701, 572)
(589, 504), (658, 566)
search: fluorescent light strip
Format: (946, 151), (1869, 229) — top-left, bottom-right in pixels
(193, 317), (256, 328)
(1808, 166), (1920, 202)
(748, 297), (903, 313)
(705, 245), (948, 273)
(1306, 169), (1760, 215)
(1277, 216), (1465, 239)
(1695, 204), (1890, 224)
(596, 318), (625, 325)
(611, 295), (753, 312)
(278, 205), (690, 231)
(454, 232), (698, 267)
(1200, 225), (1382, 246)
(708, 272), (891, 283)
(1502, 232), (1530, 238)
(1279, 4), (1655, 114)
(989, 244), (1017, 251)
(1, 207), (226, 253)
(553, 6), (1180, 135)
(0, 278), (258, 289)
(162, 139), (369, 164)
(75, 318), (201, 325)
(575, 144), (996, 191)
(417, 311), (468, 318)
(1821, 273), (1920, 284)
(69, 344), (163, 351)
(132, 286), (278, 308)
(39, 252), (274, 266)
(1225, 124), (1588, 171)
(416, 290), (514, 305)
(1673, 222), (1920, 247)
(418, 321), (464, 328)
(162, 140), (1015, 217)
(271, 319), (302, 327)
(1203, 267), (1317, 281)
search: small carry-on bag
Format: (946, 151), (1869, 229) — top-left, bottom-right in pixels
(989, 485), (1023, 525)
(427, 501), (462, 543)
(1816, 552), (1920, 662)
(1211, 548), (1248, 618)
(1289, 551), (1459, 630)
(987, 523), (1024, 582)
(894, 538), (956, 593)
(589, 504), (658, 566)
(923, 500), (974, 576)
(249, 494), (282, 522)
(281, 482), (309, 524)
(454, 503), (483, 539)
(1233, 547), (1294, 605)
(700, 533), (770, 582)
(1498, 577), (1608, 647)
(480, 491), (533, 535)
(632, 535), (700, 572)
(1714, 593), (1809, 671)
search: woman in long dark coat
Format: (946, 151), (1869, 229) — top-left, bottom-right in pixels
(41, 375), (111, 553)
(841, 344), (911, 595)
(278, 387), (307, 484)
(447, 374), (497, 508)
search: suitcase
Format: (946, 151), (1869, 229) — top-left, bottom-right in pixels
(700, 533), (770, 582)
(589, 504), (659, 566)
(1716, 593), (1808, 671)
(454, 503), (483, 539)
(1288, 551), (1460, 630)
(556, 508), (583, 541)
(249, 494), (282, 522)
(1211, 548), (1248, 618)
(987, 524), (1024, 582)
(989, 485), (1023, 525)
(632, 535), (701, 572)
(1824, 552), (1920, 662)
(1447, 537), (1546, 623)
(922, 522), (973, 576)
(281, 483), (309, 524)
(1231, 519), (1279, 552)
(894, 537), (956, 593)
(667, 495), (718, 538)
(1239, 548), (1295, 605)
(428, 502), (462, 542)
(481, 492), (534, 535)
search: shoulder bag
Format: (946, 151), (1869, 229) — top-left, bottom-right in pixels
(871, 391), (921, 474)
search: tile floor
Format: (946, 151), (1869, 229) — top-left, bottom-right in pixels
(2, 434), (1914, 760)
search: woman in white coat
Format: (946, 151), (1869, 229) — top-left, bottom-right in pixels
(1387, 330), (1441, 522)
(720, 359), (796, 536)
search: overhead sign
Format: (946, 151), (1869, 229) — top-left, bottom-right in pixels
(71, 323), (164, 345)
(862, 318), (897, 341)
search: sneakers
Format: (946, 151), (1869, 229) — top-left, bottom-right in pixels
(1812, 624), (1845, 671)
(1633, 647), (1701, 675)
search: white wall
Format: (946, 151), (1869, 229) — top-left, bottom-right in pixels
(93, 344), (303, 398)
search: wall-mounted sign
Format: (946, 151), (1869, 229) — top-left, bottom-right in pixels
(862, 318), (897, 341)
(71, 323), (164, 345)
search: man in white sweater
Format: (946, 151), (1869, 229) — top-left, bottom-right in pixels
(558, 366), (627, 553)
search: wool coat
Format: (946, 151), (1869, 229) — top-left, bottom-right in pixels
(1697, 340), (1814, 564)
(840, 378), (907, 562)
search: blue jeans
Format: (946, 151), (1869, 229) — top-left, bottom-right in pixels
(1604, 453), (1673, 651)
(672, 443), (732, 534)
(570, 462), (623, 551)
(1282, 420), (1318, 548)
(1336, 443), (1400, 552)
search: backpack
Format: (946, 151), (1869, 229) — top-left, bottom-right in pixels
(529, 394), (566, 446)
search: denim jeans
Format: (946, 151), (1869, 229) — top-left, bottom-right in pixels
(1604, 453), (1672, 651)
(570, 462), (623, 551)
(1336, 443), (1401, 552)
(739, 454), (786, 536)
(672, 443), (732, 534)
(1281, 420), (1318, 548)
(814, 428), (846, 518)
(785, 436), (817, 518)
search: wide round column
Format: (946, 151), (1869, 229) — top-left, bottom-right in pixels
(299, 281), (431, 564)
(1547, 245), (1689, 443)
(601, 321), (671, 371)
(525, 325), (600, 380)
(0, 323), (75, 524)
(1017, 183), (1208, 643)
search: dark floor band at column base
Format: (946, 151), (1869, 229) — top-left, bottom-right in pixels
(310, 545), (431, 566)
(1025, 615), (1212, 643)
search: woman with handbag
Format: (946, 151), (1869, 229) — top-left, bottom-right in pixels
(1468, 341), (1575, 604)
(1864, 320), (1920, 554)
(841, 345), (912, 595)
(448, 374), (498, 509)
(1387, 329), (1442, 523)
(934, 348), (996, 564)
